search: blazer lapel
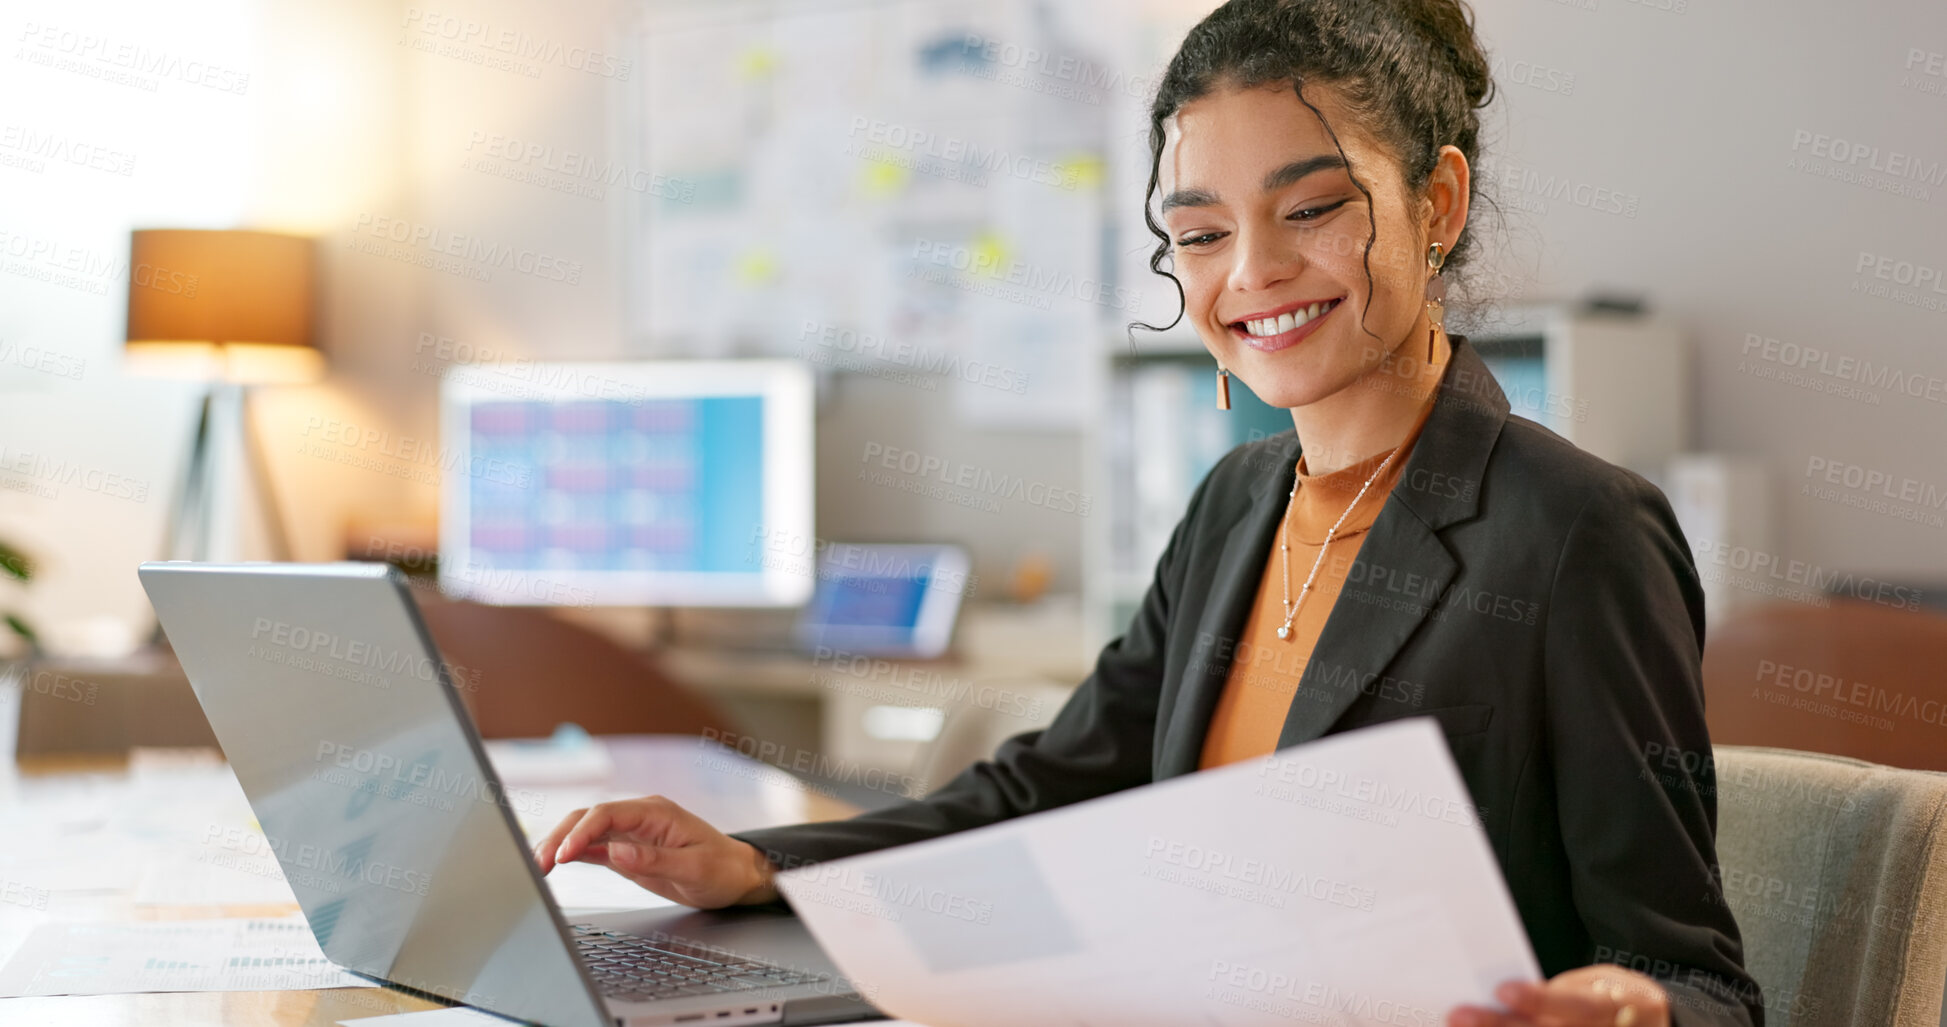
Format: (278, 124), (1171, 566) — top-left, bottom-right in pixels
(1273, 501), (1456, 748)
(1154, 334), (1512, 776)
(1154, 438), (1297, 780)
(1277, 334), (1509, 749)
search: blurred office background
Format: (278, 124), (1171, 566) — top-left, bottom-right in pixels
(2, 0), (1946, 796)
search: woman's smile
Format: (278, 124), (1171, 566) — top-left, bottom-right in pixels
(1228, 295), (1343, 352)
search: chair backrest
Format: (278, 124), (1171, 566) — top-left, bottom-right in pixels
(1701, 600), (1947, 772)
(910, 675), (1073, 797)
(1712, 744), (1947, 1027)
(414, 595), (737, 741)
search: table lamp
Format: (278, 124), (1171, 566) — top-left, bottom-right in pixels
(124, 229), (320, 562)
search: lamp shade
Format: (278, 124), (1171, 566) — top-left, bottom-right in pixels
(125, 229), (321, 385)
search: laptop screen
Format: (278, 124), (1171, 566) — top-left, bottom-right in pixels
(139, 562), (610, 1027)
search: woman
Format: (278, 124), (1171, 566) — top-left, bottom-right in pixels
(536, 1), (1764, 1024)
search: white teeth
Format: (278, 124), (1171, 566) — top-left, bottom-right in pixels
(1240, 299), (1337, 338)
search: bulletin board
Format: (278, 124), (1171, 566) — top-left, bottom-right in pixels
(630, 0), (1133, 427)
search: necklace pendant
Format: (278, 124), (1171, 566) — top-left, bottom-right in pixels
(1276, 625), (1290, 640)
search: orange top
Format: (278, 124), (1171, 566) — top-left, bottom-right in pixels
(1197, 387), (1442, 770)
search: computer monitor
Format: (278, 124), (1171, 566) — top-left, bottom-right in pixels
(437, 360), (814, 607)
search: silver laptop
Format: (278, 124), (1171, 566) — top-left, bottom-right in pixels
(139, 560), (883, 1027)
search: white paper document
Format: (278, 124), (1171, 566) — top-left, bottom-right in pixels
(0, 916), (369, 996)
(776, 718), (1541, 1027)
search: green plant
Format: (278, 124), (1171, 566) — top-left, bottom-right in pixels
(0, 539), (35, 649)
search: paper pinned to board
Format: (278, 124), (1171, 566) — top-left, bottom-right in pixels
(776, 718), (1540, 1027)
(0, 915), (369, 996)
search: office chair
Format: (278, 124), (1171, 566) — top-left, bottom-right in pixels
(1701, 599), (1947, 772)
(415, 595), (738, 741)
(1710, 744), (1947, 1027)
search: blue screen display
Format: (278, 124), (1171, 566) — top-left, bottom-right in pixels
(465, 397), (764, 572)
(817, 574), (931, 629)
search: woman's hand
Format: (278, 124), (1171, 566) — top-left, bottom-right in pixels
(1448, 965), (1671, 1027)
(533, 795), (782, 909)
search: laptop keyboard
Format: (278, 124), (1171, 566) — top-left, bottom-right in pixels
(570, 924), (824, 1002)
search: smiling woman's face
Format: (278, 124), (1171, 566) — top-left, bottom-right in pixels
(1158, 79), (1463, 410)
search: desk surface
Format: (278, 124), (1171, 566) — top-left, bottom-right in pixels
(0, 736), (860, 1027)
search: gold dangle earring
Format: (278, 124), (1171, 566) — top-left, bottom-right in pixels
(1215, 364), (1231, 410)
(1424, 241), (1447, 364)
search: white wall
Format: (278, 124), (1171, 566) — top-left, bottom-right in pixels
(1462, 0), (1947, 584)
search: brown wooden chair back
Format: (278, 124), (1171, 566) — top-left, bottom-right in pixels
(1701, 599), (1947, 772)
(415, 596), (737, 741)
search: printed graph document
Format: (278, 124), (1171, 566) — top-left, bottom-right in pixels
(776, 718), (1541, 1027)
(0, 916), (369, 996)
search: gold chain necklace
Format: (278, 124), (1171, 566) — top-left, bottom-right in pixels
(1276, 446), (1401, 640)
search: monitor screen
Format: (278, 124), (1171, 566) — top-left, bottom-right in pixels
(438, 360), (814, 607)
(818, 574), (930, 630)
(793, 543), (969, 658)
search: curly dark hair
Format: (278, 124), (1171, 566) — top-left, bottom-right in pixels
(1132, 0), (1500, 343)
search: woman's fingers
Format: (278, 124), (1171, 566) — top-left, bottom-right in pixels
(570, 837), (721, 905)
(1494, 978), (1622, 1025)
(525, 796), (756, 908)
(533, 807), (591, 874)
(537, 798), (683, 869)
(555, 803), (638, 866)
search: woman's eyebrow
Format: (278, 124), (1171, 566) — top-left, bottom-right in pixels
(1161, 153), (1351, 215)
(1262, 153), (1348, 193)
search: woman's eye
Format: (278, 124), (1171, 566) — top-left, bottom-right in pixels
(1175, 232), (1224, 248)
(1289, 199), (1350, 223)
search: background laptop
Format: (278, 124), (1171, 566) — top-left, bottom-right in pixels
(138, 560), (883, 1027)
(792, 542), (970, 660)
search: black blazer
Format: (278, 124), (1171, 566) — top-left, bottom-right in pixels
(732, 335), (1763, 1026)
